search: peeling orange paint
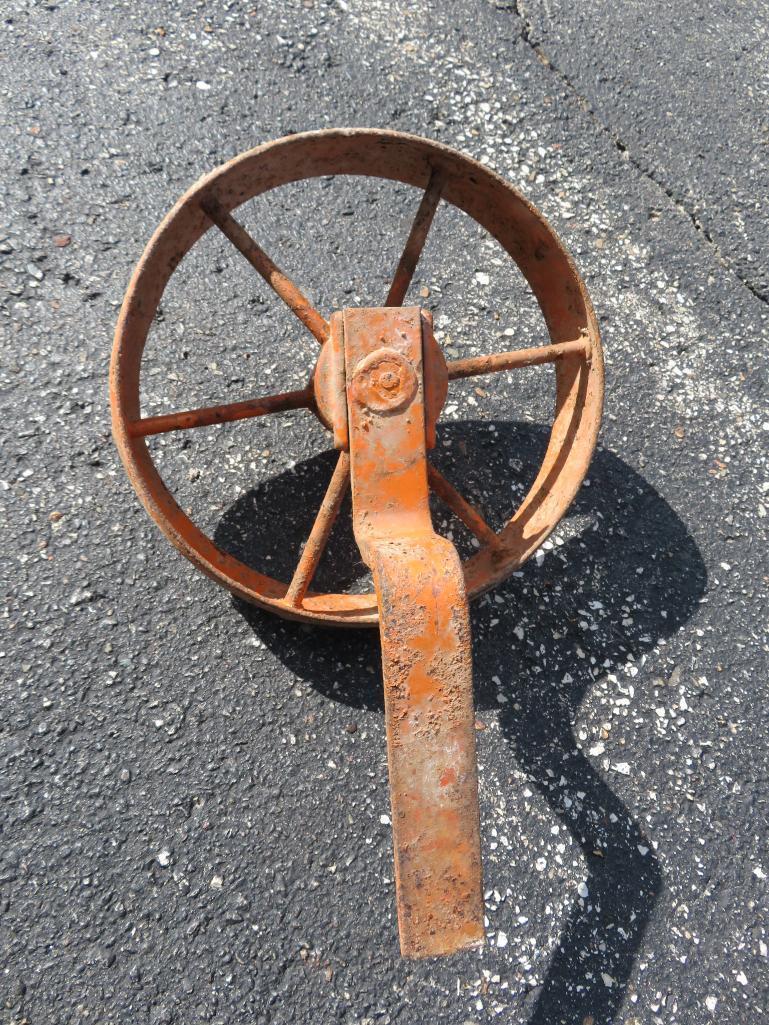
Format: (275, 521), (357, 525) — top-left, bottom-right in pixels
(344, 307), (484, 958)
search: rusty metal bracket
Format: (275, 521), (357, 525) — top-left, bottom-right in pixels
(340, 307), (484, 957)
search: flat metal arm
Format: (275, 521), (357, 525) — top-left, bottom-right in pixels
(369, 536), (483, 956)
(342, 306), (484, 958)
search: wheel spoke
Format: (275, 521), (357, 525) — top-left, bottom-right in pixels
(128, 386), (312, 437)
(201, 197), (329, 346)
(447, 337), (590, 381)
(285, 452), (351, 607)
(427, 464), (500, 550)
(385, 167), (447, 307)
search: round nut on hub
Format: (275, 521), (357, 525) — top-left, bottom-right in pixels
(350, 348), (418, 413)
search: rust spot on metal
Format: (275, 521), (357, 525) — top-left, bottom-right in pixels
(386, 166), (447, 307)
(128, 386), (312, 437)
(201, 195), (329, 346)
(446, 336), (590, 380)
(284, 451), (350, 608)
(350, 347), (419, 414)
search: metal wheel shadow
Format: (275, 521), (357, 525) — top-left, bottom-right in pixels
(214, 420), (707, 1023)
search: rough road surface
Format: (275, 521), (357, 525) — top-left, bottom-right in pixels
(1, 2), (767, 1023)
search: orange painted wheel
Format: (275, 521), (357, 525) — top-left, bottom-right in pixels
(110, 128), (604, 627)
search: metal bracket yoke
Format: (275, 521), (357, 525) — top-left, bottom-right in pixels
(339, 306), (484, 958)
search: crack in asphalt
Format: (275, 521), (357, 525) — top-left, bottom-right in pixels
(508, 0), (769, 308)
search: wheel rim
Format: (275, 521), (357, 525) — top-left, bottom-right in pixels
(110, 128), (604, 626)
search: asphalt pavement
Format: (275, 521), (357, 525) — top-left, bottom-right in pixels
(1, 2), (767, 1023)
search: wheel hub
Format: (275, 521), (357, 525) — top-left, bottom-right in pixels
(313, 306), (448, 450)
